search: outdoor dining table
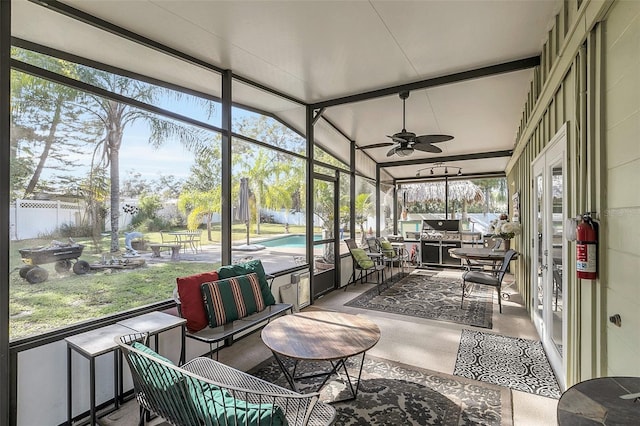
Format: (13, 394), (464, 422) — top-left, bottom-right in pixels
(168, 231), (200, 253)
(448, 247), (510, 263)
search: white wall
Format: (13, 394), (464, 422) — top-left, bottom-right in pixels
(603, 0), (640, 377)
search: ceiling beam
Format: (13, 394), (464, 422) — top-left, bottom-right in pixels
(312, 107), (325, 125)
(380, 149), (513, 168)
(310, 56), (540, 109)
(394, 171), (505, 184)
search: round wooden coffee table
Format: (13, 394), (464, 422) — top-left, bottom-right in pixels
(557, 376), (640, 424)
(261, 311), (380, 402)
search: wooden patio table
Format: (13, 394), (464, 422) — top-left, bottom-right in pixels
(261, 311), (380, 403)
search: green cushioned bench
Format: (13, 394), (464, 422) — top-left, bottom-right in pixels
(175, 259), (293, 359)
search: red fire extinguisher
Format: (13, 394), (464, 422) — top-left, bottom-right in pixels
(576, 214), (597, 280)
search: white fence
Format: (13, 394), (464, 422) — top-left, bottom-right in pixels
(10, 199), (82, 241)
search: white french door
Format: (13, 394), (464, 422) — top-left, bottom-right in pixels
(531, 126), (566, 390)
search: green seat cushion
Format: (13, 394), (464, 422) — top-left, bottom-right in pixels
(217, 260), (276, 306)
(351, 248), (374, 269)
(191, 382), (288, 426)
(201, 273), (266, 327)
(379, 240), (395, 257)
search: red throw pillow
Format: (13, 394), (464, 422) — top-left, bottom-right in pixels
(176, 271), (219, 332)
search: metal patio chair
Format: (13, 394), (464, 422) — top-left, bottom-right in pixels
(344, 238), (386, 293)
(461, 249), (518, 313)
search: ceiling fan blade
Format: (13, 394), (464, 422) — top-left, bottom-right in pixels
(387, 134), (408, 143)
(415, 134), (454, 144)
(413, 143), (442, 153)
(356, 142), (395, 150)
(386, 146), (398, 157)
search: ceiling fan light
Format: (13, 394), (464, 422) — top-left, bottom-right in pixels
(396, 147), (413, 156)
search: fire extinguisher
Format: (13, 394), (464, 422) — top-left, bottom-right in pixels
(576, 213), (598, 279)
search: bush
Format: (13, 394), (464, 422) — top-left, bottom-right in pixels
(57, 223), (93, 238)
(131, 217), (171, 232)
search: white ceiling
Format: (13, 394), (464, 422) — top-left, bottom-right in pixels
(12, 0), (560, 180)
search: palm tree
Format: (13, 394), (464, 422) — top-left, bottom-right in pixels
(314, 179), (336, 263)
(177, 188), (221, 241)
(241, 149), (292, 235)
(355, 193), (373, 245)
(75, 68), (214, 252)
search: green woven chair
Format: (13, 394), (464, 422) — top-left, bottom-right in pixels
(344, 239), (387, 294)
(117, 333), (336, 426)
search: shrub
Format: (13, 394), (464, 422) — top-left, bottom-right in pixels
(57, 223), (93, 238)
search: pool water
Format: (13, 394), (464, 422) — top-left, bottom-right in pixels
(260, 234), (321, 248)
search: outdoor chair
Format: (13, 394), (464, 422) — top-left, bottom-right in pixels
(344, 238), (386, 293)
(344, 238), (358, 250)
(363, 236), (384, 266)
(159, 230), (172, 244)
(461, 249), (518, 313)
(364, 236), (379, 254)
(117, 333), (336, 426)
(184, 229), (202, 253)
(378, 238), (403, 281)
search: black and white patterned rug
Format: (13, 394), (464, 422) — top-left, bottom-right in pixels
(454, 329), (561, 399)
(344, 271), (493, 328)
(249, 355), (512, 425)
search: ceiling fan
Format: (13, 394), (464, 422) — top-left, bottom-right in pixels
(357, 91), (453, 157)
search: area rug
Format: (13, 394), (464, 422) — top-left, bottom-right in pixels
(453, 329), (561, 399)
(249, 355), (512, 425)
(344, 271), (493, 328)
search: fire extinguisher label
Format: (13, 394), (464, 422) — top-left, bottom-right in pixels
(577, 243), (596, 273)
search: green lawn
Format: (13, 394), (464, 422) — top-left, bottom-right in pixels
(8, 223), (310, 340)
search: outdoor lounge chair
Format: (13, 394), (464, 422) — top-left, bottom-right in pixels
(344, 238), (386, 293)
(117, 333), (336, 426)
(461, 249), (518, 313)
(366, 236), (402, 282)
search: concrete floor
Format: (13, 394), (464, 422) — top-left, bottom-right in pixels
(105, 267), (559, 426)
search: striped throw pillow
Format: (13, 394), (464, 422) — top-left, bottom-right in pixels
(200, 273), (266, 328)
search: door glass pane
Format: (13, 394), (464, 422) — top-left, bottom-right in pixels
(551, 164), (564, 353)
(535, 173), (544, 317)
(313, 178), (335, 274)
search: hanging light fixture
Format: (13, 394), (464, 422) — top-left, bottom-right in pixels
(415, 162), (463, 177)
(395, 146), (414, 157)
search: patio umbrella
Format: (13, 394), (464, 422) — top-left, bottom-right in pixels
(236, 177), (251, 245)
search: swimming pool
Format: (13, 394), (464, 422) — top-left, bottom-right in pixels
(259, 234), (321, 248)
